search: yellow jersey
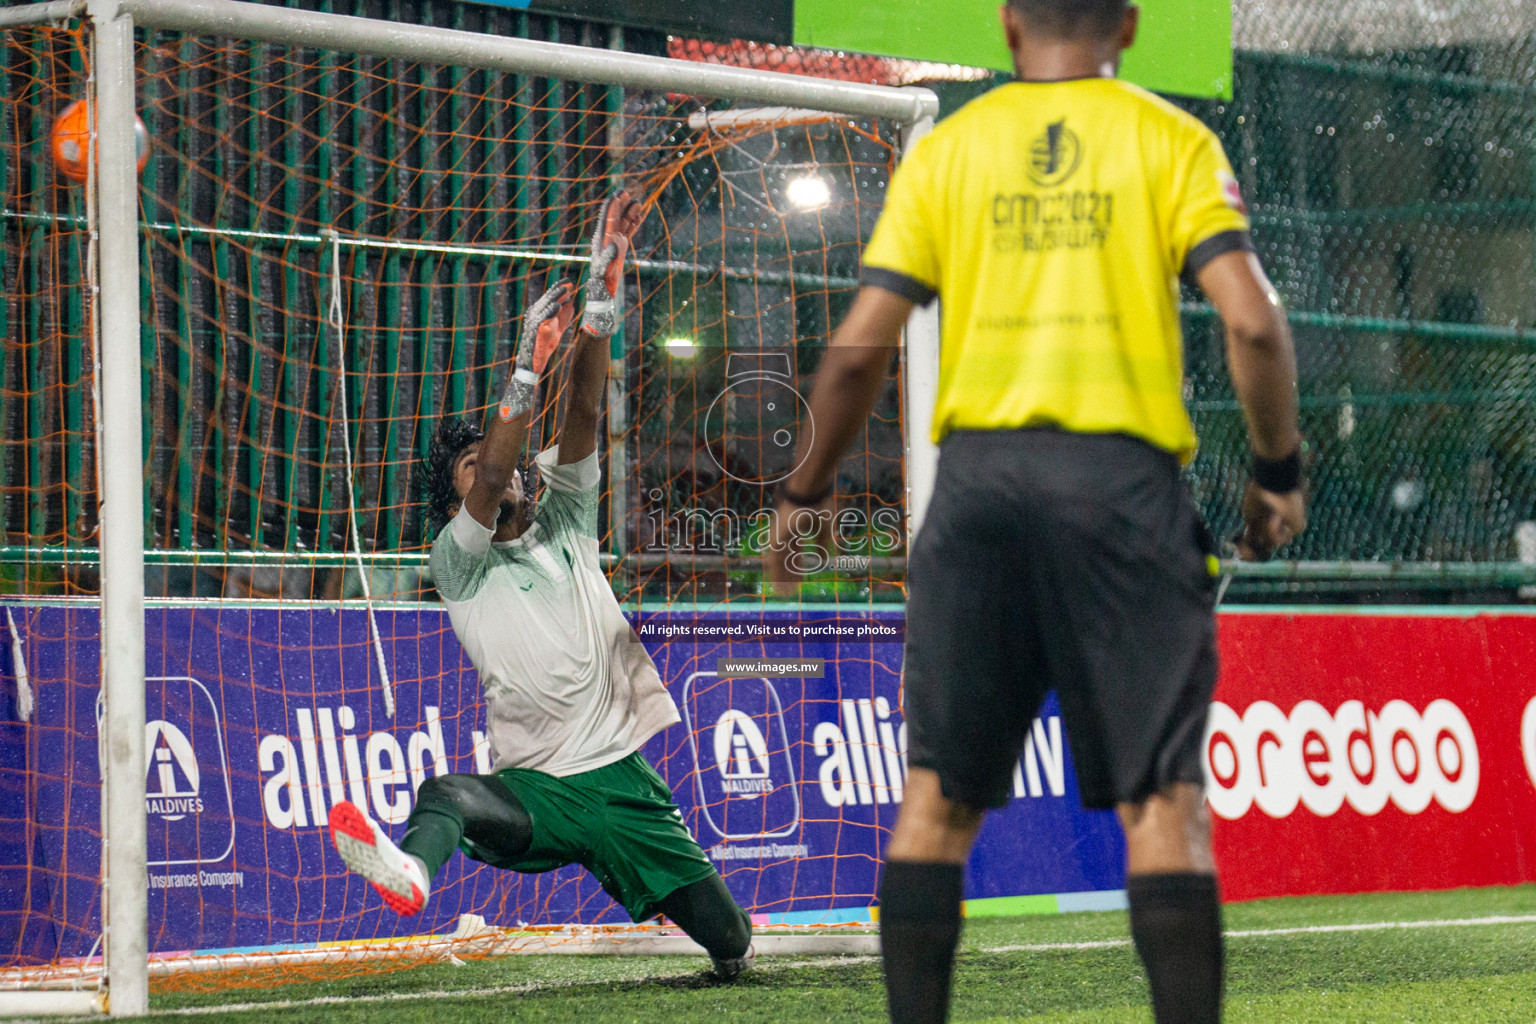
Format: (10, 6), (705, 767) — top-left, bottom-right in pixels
(861, 78), (1252, 461)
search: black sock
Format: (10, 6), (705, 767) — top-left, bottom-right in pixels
(1126, 872), (1224, 1024)
(653, 873), (752, 961)
(879, 861), (964, 1024)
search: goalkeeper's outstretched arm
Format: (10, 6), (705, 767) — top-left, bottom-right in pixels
(556, 190), (645, 466)
(555, 329), (609, 467)
(558, 190), (645, 466)
(460, 281), (575, 529)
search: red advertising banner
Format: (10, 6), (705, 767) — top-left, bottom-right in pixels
(1208, 611), (1536, 902)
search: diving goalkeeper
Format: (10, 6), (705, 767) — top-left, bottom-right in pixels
(330, 192), (753, 980)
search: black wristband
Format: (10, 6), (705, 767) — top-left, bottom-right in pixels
(1252, 447), (1303, 494)
(777, 480), (833, 507)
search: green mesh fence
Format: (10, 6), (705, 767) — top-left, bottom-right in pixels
(2, 1), (1534, 602)
(1182, 6), (1536, 595)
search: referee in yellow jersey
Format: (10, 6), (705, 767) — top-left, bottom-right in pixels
(766, 2), (1305, 1022)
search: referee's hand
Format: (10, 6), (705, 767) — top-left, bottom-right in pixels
(1236, 482), (1307, 562)
(763, 496), (837, 595)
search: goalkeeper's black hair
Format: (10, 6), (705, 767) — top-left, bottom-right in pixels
(421, 418), (484, 540)
(421, 417), (540, 540)
(1007, 0), (1130, 39)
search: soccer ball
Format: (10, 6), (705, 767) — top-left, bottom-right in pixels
(50, 98), (150, 183)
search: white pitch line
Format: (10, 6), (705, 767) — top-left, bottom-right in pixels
(1226, 913), (1536, 940)
(981, 938), (1131, 953)
(981, 912), (1536, 954)
(31, 913), (1531, 1022)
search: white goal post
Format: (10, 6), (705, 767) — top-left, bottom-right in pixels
(0, 0), (938, 1016)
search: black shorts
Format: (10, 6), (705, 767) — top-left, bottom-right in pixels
(903, 428), (1219, 811)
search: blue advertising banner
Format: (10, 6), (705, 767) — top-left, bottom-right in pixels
(2, 606), (1125, 962)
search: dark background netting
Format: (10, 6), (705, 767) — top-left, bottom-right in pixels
(1187, 13), (1536, 572)
(919, 2), (1536, 599)
(2, 0), (1533, 603)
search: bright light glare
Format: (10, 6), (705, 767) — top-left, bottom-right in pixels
(661, 336), (697, 358)
(786, 175), (831, 211)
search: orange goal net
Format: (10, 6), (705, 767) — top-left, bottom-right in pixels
(1, 4), (934, 1002)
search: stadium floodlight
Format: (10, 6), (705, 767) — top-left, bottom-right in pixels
(661, 336), (699, 358)
(787, 174), (832, 211)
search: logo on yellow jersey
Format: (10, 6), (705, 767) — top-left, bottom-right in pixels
(1027, 119), (1082, 188)
(1219, 169), (1248, 214)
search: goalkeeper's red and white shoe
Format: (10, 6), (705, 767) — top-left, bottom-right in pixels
(329, 800), (428, 916)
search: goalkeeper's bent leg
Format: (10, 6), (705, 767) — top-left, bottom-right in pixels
(654, 873), (753, 963)
(401, 773), (534, 879)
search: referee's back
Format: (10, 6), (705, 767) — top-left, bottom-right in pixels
(861, 78), (1252, 462)
(770, 5), (1305, 1023)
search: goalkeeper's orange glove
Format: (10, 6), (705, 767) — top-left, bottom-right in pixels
(580, 189), (645, 338)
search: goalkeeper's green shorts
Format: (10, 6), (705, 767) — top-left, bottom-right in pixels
(459, 750), (717, 923)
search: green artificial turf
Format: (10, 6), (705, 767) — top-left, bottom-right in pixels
(92, 884), (1536, 1023)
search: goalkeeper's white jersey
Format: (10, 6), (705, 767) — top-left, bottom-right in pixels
(429, 446), (679, 777)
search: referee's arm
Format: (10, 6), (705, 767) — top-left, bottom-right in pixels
(765, 286), (913, 587)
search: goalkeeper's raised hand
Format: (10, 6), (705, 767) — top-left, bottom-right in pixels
(462, 279), (575, 532)
(498, 279), (575, 423)
(580, 190), (645, 339)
